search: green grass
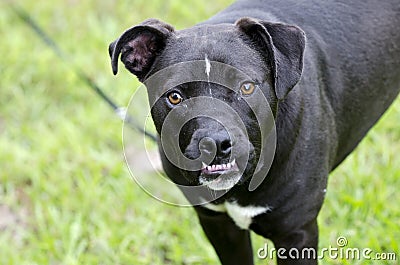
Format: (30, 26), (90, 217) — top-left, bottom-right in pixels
(0, 0), (399, 264)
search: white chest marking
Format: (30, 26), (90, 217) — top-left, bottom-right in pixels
(202, 201), (270, 230)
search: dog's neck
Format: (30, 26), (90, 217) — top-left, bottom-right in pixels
(274, 90), (306, 168)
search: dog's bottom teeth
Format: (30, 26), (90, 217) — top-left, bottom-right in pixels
(201, 159), (238, 173)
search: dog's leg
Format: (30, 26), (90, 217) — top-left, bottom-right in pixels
(272, 220), (319, 265)
(195, 207), (254, 265)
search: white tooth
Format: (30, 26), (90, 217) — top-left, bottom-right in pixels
(227, 163), (232, 169)
(207, 166), (212, 171)
(222, 164), (227, 169)
(212, 165), (216, 170)
(215, 165), (220, 170)
(202, 162), (207, 169)
(231, 159), (236, 166)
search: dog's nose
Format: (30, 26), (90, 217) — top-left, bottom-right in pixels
(199, 132), (232, 158)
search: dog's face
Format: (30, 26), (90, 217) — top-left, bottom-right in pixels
(109, 18), (305, 191)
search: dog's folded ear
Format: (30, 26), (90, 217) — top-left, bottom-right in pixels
(109, 19), (174, 81)
(236, 18), (306, 100)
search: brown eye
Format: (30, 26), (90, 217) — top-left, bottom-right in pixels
(240, 82), (255, 95)
(167, 92), (183, 105)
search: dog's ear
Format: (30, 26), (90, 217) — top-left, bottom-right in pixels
(236, 18), (306, 100)
(109, 19), (174, 81)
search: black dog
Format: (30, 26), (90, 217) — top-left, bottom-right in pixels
(109, 0), (400, 264)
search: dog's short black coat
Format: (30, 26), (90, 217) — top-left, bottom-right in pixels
(109, 0), (400, 264)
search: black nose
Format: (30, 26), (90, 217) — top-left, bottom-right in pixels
(199, 132), (232, 159)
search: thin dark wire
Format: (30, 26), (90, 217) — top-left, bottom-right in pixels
(11, 5), (157, 142)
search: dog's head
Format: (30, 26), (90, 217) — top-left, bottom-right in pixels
(109, 18), (305, 192)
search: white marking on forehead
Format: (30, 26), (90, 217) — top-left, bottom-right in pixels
(201, 200), (271, 230)
(205, 54), (211, 77)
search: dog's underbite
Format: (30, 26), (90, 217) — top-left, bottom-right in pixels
(109, 0), (400, 264)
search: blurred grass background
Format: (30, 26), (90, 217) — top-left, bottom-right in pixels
(0, 0), (399, 264)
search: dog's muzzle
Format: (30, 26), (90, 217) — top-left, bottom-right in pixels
(184, 125), (253, 191)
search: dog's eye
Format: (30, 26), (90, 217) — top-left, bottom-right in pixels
(167, 92), (183, 105)
(240, 82), (255, 95)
